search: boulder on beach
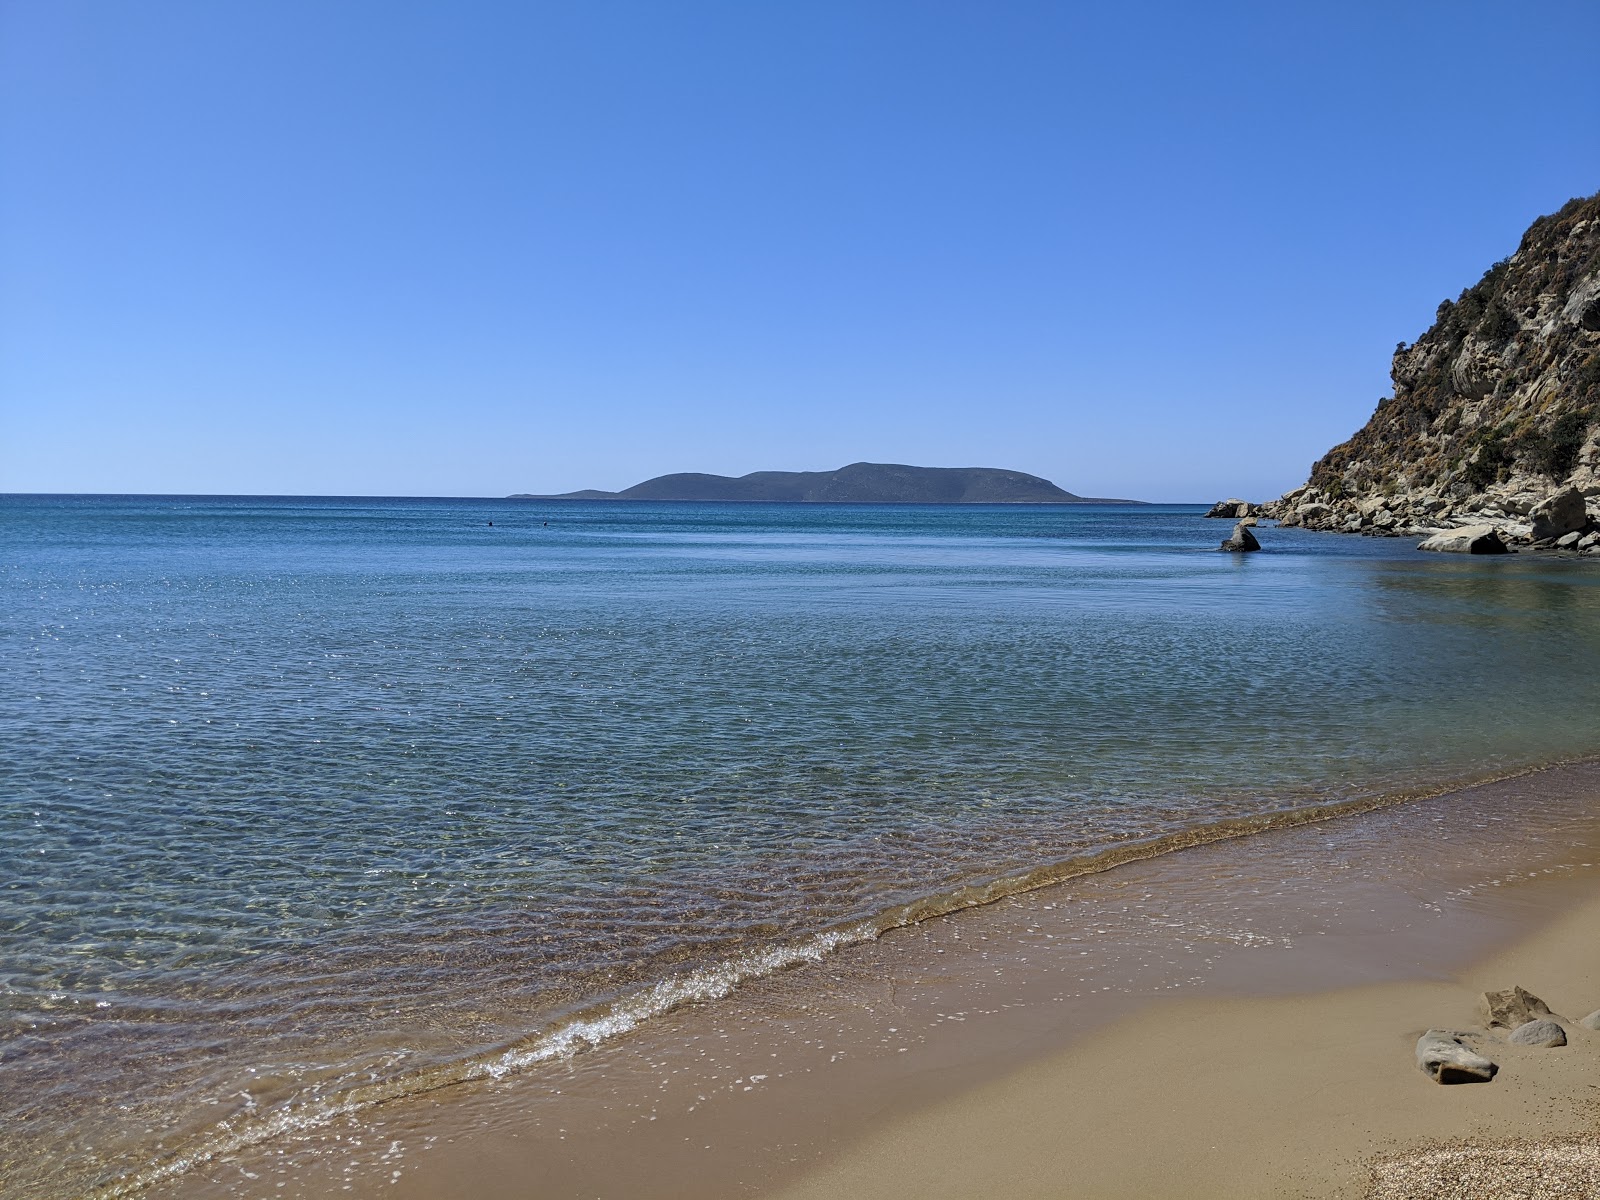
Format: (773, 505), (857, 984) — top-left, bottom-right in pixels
(1418, 525), (1510, 554)
(1415, 1030), (1497, 1083)
(1219, 522), (1260, 552)
(1508, 1018), (1567, 1047)
(1529, 487), (1588, 541)
(1483, 985), (1554, 1029)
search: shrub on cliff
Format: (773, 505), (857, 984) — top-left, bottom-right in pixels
(1580, 351), (1600, 400)
(1462, 427), (1511, 490)
(1477, 303), (1520, 341)
(1515, 408), (1595, 478)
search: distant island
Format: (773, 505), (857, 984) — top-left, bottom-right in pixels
(511, 462), (1140, 504)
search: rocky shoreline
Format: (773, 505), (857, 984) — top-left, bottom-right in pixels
(1266, 476), (1600, 556)
(1208, 191), (1600, 557)
(1207, 484), (1600, 556)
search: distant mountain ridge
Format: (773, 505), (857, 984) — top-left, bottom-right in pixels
(511, 462), (1138, 504)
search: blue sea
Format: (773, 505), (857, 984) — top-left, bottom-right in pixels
(5, 494), (1600, 1196)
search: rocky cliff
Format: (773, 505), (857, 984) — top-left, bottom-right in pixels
(1264, 191), (1600, 550)
(515, 462), (1138, 504)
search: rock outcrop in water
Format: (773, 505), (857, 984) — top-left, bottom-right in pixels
(1204, 498), (1259, 519)
(1256, 192), (1600, 555)
(1219, 521), (1260, 552)
(513, 462), (1138, 504)
(1417, 524), (1509, 554)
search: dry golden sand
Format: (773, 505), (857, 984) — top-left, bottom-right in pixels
(769, 883), (1600, 1200)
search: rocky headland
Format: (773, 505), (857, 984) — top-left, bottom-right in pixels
(1223, 191), (1600, 554)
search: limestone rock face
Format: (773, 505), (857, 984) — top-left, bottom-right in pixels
(1219, 522), (1260, 552)
(1417, 525), (1510, 554)
(1483, 985), (1554, 1030)
(1415, 1030), (1497, 1083)
(1256, 192), (1600, 550)
(1508, 1018), (1567, 1047)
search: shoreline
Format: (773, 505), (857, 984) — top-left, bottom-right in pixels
(169, 759), (1600, 1199)
(90, 762), (1590, 1200)
(1222, 512), (1600, 561)
(773, 875), (1600, 1200)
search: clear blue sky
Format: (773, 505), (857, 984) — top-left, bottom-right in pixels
(3, 1), (1596, 501)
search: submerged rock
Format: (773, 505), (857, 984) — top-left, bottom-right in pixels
(1219, 522), (1260, 552)
(1508, 1018), (1567, 1047)
(1416, 1030), (1497, 1083)
(1418, 525), (1510, 554)
(1484, 985), (1554, 1030)
(1529, 487), (1588, 541)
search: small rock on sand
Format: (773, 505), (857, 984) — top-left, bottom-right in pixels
(1508, 1018), (1567, 1047)
(1581, 1010), (1600, 1031)
(1483, 985), (1553, 1029)
(1415, 1030), (1497, 1084)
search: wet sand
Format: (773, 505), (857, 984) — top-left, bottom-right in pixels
(172, 762), (1600, 1200)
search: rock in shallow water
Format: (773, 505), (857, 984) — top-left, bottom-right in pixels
(1219, 522), (1260, 552)
(1416, 1030), (1497, 1083)
(1418, 525), (1510, 554)
(1508, 1018), (1567, 1047)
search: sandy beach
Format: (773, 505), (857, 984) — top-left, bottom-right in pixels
(773, 880), (1600, 1200)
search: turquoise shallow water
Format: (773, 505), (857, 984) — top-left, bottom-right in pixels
(5, 494), (1600, 1195)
